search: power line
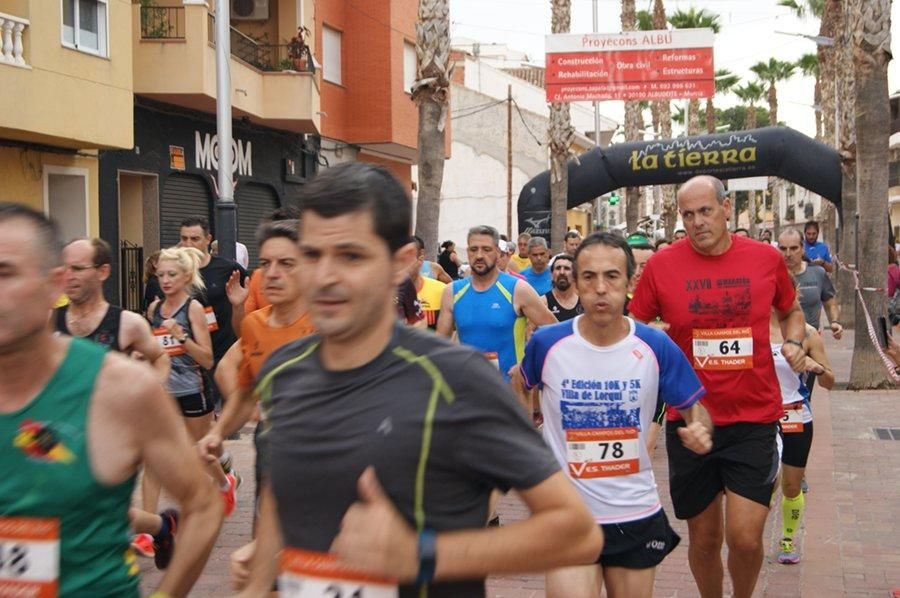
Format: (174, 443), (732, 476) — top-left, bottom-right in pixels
(511, 99), (544, 147)
(451, 99), (508, 120)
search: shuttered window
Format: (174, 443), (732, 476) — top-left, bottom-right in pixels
(236, 182), (279, 269)
(159, 174), (212, 250)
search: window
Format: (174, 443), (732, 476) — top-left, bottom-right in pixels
(62, 0), (108, 57)
(323, 26), (342, 85)
(44, 167), (89, 243)
(403, 41), (417, 93)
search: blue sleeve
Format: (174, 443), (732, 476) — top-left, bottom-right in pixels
(822, 244), (833, 263)
(635, 323), (705, 410)
(519, 320), (572, 390)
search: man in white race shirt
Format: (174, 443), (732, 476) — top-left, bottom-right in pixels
(515, 232), (713, 598)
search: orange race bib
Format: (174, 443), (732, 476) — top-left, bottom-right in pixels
(781, 401), (804, 433)
(204, 306), (219, 332)
(153, 328), (186, 356)
(566, 427), (640, 478)
(692, 327), (753, 370)
(0, 517), (59, 598)
(279, 548), (398, 598)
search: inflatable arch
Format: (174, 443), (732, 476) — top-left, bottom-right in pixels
(517, 126), (842, 236)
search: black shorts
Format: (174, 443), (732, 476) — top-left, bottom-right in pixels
(596, 509), (680, 569)
(666, 421), (779, 520)
(652, 398), (666, 426)
(780, 421), (814, 468)
(175, 392), (214, 418)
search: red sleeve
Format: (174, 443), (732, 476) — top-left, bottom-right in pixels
(772, 253), (797, 313)
(628, 260), (661, 322)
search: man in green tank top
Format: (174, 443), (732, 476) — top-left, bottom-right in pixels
(0, 204), (224, 597)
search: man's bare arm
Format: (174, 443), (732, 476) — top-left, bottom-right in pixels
(236, 483), (284, 595)
(516, 282), (557, 328)
(435, 284), (456, 338)
(777, 299), (808, 371)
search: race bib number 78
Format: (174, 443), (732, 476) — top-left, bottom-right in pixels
(692, 327), (753, 370)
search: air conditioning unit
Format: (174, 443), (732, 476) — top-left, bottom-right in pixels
(232, 0), (268, 20)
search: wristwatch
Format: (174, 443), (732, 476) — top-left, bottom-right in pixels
(175, 331), (189, 343)
(783, 339), (805, 350)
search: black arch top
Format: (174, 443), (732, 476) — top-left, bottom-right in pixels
(517, 126), (841, 234)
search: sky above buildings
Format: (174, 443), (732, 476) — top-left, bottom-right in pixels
(450, 0), (900, 139)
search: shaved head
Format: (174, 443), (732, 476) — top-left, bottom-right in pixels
(677, 175), (727, 205)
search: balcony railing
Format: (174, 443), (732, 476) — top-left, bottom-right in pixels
(206, 13), (314, 73)
(139, 6), (185, 39)
(0, 12), (29, 68)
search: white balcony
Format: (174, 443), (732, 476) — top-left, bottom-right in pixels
(0, 11), (29, 68)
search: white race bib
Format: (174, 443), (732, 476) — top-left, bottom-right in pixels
(204, 306), (219, 332)
(692, 327), (753, 370)
(279, 548), (398, 598)
(0, 517), (59, 598)
(153, 328), (186, 356)
(781, 401), (804, 433)
(565, 427), (640, 478)
(484, 352), (499, 370)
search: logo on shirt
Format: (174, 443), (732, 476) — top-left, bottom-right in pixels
(491, 303), (501, 309)
(13, 420), (75, 463)
(376, 417), (393, 436)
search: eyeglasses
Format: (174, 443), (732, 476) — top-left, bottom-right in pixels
(65, 264), (99, 273)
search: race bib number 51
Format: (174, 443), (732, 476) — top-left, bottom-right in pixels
(279, 548), (398, 598)
(692, 327), (753, 370)
(0, 517), (59, 598)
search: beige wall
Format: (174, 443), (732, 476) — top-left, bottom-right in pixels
(0, 0), (133, 149)
(119, 174), (144, 245)
(567, 209), (591, 236)
(0, 146), (100, 236)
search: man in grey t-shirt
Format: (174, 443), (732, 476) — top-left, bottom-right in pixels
(236, 162), (602, 598)
(779, 228), (843, 339)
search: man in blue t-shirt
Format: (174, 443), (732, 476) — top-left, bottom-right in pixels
(803, 221), (834, 274)
(521, 236), (553, 295)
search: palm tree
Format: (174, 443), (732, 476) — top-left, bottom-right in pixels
(651, 0), (677, 237)
(548, 0), (573, 252)
(750, 58), (796, 233)
(778, 0), (824, 19)
(848, 0), (892, 388)
(412, 0), (451, 257)
(732, 81), (765, 235)
(622, 0), (642, 232)
(669, 8), (721, 136)
(750, 58), (796, 127)
(796, 53), (821, 138)
(707, 69), (739, 134)
(636, 9), (653, 31)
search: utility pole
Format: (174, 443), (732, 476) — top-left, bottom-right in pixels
(592, 0), (606, 232)
(507, 84), (513, 239)
(214, 0), (236, 261)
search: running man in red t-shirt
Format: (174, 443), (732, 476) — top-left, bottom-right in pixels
(629, 175), (807, 598)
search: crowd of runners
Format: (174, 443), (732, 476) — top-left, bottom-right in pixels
(2, 165), (899, 598)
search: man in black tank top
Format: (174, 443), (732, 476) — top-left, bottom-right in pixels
(56, 239), (170, 382)
(542, 254), (581, 322)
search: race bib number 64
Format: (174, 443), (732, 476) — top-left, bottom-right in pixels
(692, 327), (753, 370)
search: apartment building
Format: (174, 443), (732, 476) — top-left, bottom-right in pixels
(0, 0), (133, 241)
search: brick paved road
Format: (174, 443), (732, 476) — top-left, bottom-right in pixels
(142, 331), (899, 596)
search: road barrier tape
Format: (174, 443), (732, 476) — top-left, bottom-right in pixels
(833, 255), (900, 383)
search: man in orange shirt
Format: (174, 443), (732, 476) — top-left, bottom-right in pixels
(241, 206), (302, 315)
(199, 219), (314, 480)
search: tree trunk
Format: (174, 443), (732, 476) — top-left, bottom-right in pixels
(848, 0), (892, 389)
(687, 99), (701, 136)
(651, 0), (676, 237)
(549, 0), (572, 253)
(412, 0), (450, 257)
(705, 97), (716, 134)
(835, 0), (857, 329)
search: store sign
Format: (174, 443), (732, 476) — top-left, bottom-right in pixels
(169, 145), (185, 171)
(521, 210), (551, 241)
(194, 131), (253, 177)
(545, 29), (715, 102)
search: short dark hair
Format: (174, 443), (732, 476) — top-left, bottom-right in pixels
(412, 235), (426, 251)
(654, 238), (670, 250)
(180, 216), (210, 235)
(734, 227), (749, 235)
(573, 232), (636, 280)
(468, 225), (500, 246)
(297, 162), (411, 252)
(270, 205), (301, 221)
(440, 240), (455, 251)
(550, 253), (575, 269)
(64, 237), (112, 267)
(0, 203), (64, 270)
(565, 231), (582, 241)
(674, 229), (686, 235)
(804, 220), (820, 232)
(256, 219), (299, 248)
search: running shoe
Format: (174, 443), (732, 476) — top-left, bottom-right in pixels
(131, 533), (155, 558)
(777, 538), (801, 564)
(801, 477), (809, 493)
(153, 508), (179, 570)
(219, 451), (233, 474)
(222, 472), (238, 517)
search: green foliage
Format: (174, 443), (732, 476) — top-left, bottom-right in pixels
(777, 0), (824, 19)
(636, 10), (654, 31)
(715, 69), (740, 94)
(669, 7), (721, 33)
(733, 81), (765, 105)
(750, 58), (797, 86)
(705, 106), (773, 132)
(797, 53), (819, 78)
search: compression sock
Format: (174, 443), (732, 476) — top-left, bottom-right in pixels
(154, 512), (171, 541)
(782, 491), (805, 540)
